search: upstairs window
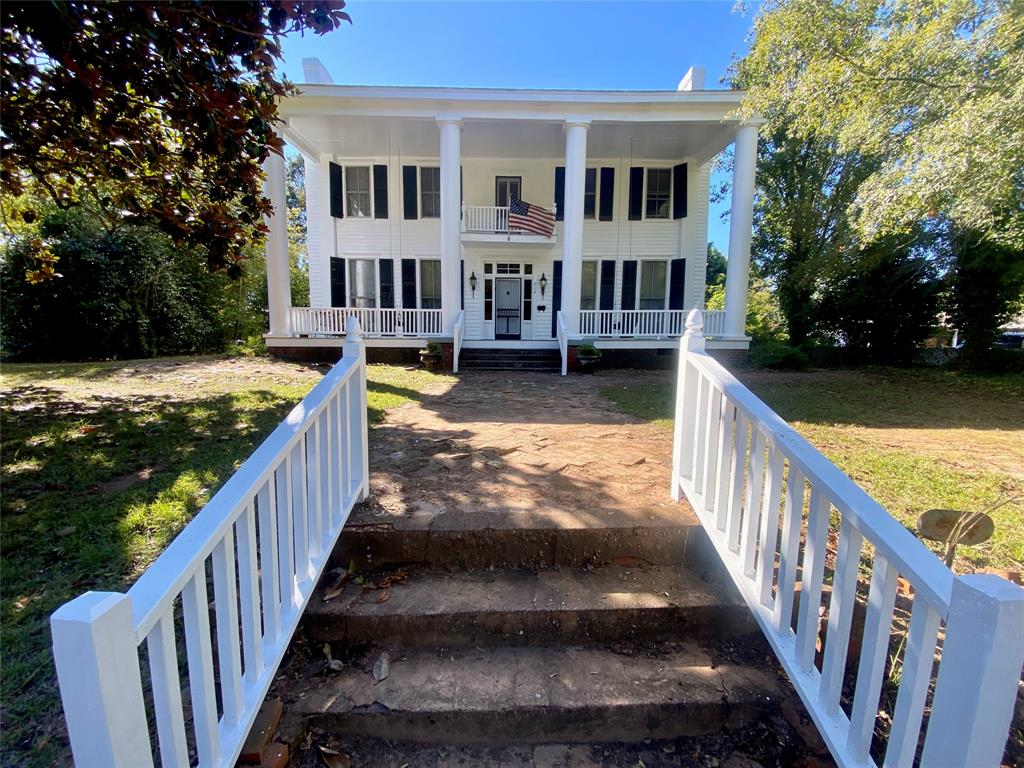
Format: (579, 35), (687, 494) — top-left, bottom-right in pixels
(639, 260), (667, 310)
(346, 166), (371, 217)
(645, 168), (671, 219)
(583, 168), (597, 219)
(420, 167), (440, 218)
(419, 259), (442, 309)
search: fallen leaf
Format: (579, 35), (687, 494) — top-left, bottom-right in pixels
(317, 745), (351, 768)
(377, 590), (390, 604)
(322, 643), (333, 662)
(323, 573), (349, 602)
(372, 651), (391, 682)
(326, 659), (344, 673)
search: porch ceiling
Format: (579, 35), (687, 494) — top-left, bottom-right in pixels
(283, 115), (740, 164)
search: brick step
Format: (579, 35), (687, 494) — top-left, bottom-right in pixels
(304, 564), (756, 647)
(458, 348), (563, 371)
(332, 506), (713, 570)
(291, 643), (779, 745)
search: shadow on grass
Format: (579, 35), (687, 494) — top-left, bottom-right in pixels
(0, 384), (305, 768)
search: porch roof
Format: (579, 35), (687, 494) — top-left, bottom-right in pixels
(278, 83), (761, 164)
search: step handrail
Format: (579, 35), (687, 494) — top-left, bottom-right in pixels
(51, 318), (371, 768)
(671, 309), (1024, 768)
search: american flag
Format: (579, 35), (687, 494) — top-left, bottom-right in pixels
(508, 197), (555, 237)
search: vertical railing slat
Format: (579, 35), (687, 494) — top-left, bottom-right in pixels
(725, 412), (748, 552)
(147, 612), (189, 768)
(795, 487), (830, 670)
(819, 517), (864, 712)
(211, 527), (244, 728)
(306, 423), (322, 560)
(771, 464), (805, 635)
(256, 478), (280, 647)
(291, 440), (311, 586)
(756, 443), (784, 607)
(739, 428), (766, 577)
(181, 570), (220, 768)
(701, 386), (722, 514)
(276, 457), (297, 617)
(235, 503), (263, 689)
(713, 400), (733, 532)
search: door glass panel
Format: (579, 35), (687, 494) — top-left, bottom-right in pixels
(495, 277), (521, 338)
(495, 176), (522, 207)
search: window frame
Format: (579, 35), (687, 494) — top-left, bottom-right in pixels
(644, 167), (672, 220)
(583, 168), (597, 219)
(637, 259), (669, 310)
(419, 166), (440, 218)
(580, 259), (599, 311)
(418, 258), (442, 309)
(495, 176), (523, 207)
(347, 257), (379, 308)
(345, 165), (373, 218)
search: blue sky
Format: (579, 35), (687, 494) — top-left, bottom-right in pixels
(278, 1), (756, 251)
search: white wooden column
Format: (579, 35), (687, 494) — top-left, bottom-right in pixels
(438, 118), (462, 336)
(263, 150), (291, 336)
(724, 124), (758, 339)
(560, 120), (590, 336)
(304, 155), (335, 308)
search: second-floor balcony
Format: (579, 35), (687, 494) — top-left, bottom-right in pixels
(461, 204), (558, 245)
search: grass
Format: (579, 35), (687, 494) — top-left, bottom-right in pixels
(0, 355), (452, 768)
(601, 367), (1024, 571)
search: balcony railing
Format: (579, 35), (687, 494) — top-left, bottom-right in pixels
(462, 203), (557, 237)
(579, 309), (727, 338)
(290, 307), (444, 338)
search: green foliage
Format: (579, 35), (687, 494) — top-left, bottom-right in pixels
(1, 1), (349, 276)
(817, 234), (941, 365)
(577, 343), (602, 357)
(0, 206), (234, 360)
(749, 339), (810, 370)
(739, 0), (1024, 250)
(705, 242), (727, 303)
(947, 229), (1024, 367)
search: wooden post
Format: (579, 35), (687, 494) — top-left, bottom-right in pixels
(51, 592), (153, 767)
(343, 315), (370, 501)
(671, 309), (706, 501)
(921, 574), (1024, 767)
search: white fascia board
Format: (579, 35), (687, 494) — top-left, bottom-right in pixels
(278, 120), (325, 161)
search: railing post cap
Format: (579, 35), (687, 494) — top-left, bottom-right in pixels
(685, 309), (705, 335)
(345, 315), (363, 341)
(955, 573), (1024, 603)
(51, 591), (131, 625)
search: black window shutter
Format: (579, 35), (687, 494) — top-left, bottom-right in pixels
(599, 260), (615, 310)
(599, 167), (615, 221)
(620, 260), (637, 310)
(460, 260), (465, 310)
(329, 163), (344, 219)
(373, 164), (388, 219)
(669, 258), (686, 310)
(330, 257), (347, 307)
(401, 258), (417, 309)
(672, 163), (688, 219)
(550, 260), (563, 337)
(554, 167), (565, 221)
(379, 258), (395, 308)
(402, 165), (418, 220)
(628, 167), (643, 220)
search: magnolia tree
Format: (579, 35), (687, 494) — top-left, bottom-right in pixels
(1, 1), (350, 280)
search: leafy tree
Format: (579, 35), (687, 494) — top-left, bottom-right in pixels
(1, 1), (349, 279)
(706, 242), (728, 302)
(739, 0), (1024, 250)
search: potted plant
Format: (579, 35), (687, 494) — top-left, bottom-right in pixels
(420, 341), (443, 372)
(575, 343), (602, 373)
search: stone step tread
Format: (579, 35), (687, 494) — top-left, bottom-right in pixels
(308, 564), (741, 621)
(294, 644), (779, 726)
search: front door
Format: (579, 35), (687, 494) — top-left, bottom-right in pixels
(495, 277), (522, 340)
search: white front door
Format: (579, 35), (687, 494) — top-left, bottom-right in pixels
(494, 277), (521, 339)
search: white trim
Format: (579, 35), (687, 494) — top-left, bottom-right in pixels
(463, 339), (557, 350)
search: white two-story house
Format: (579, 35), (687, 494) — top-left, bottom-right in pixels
(262, 59), (761, 371)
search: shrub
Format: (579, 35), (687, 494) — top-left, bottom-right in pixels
(749, 339), (810, 370)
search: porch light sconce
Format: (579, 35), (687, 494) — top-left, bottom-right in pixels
(539, 273), (548, 297)
(469, 271), (478, 296)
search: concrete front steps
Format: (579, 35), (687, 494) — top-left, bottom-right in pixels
(458, 347), (563, 372)
(279, 500), (788, 761)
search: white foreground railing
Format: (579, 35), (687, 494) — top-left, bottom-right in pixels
(52, 318), (371, 768)
(556, 310), (568, 376)
(579, 309), (727, 338)
(290, 307), (443, 337)
(453, 309), (465, 373)
(671, 310), (1024, 768)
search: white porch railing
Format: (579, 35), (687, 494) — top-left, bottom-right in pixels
(290, 307), (443, 337)
(556, 310), (568, 376)
(671, 310), (1024, 768)
(453, 309), (465, 373)
(51, 319), (371, 768)
(579, 309), (727, 338)
(461, 203), (556, 236)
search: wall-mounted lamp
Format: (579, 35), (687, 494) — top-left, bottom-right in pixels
(539, 272), (548, 297)
(469, 271), (478, 296)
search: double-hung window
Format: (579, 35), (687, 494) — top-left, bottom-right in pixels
(580, 260), (598, 310)
(419, 259), (442, 309)
(346, 166), (371, 217)
(645, 168), (671, 219)
(348, 258), (377, 308)
(420, 167), (440, 218)
(583, 168), (597, 219)
(639, 260), (667, 310)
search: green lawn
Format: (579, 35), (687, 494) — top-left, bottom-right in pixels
(601, 367), (1024, 572)
(0, 356), (452, 768)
